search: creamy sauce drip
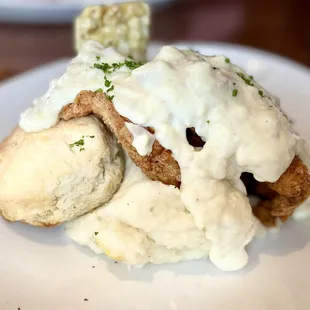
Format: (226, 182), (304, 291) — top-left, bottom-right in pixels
(125, 122), (155, 156)
(20, 41), (307, 270)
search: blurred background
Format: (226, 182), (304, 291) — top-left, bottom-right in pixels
(0, 0), (309, 80)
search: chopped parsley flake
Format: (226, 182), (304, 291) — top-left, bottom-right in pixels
(93, 62), (113, 74)
(232, 89), (238, 97)
(96, 56), (101, 61)
(93, 59), (142, 75)
(102, 76), (115, 100)
(95, 88), (103, 93)
(249, 75), (254, 79)
(206, 120), (210, 124)
(69, 135), (95, 151)
(107, 85), (114, 92)
(104, 76), (111, 87)
(94, 232), (98, 236)
(212, 67), (219, 70)
(225, 57), (230, 63)
(124, 59), (142, 70)
(93, 58), (142, 101)
(69, 139), (84, 148)
(237, 72), (254, 86)
(258, 90), (264, 97)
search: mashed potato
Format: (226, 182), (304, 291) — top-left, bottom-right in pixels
(65, 156), (210, 266)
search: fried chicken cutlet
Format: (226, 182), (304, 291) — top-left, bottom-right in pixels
(249, 157), (310, 226)
(60, 91), (310, 226)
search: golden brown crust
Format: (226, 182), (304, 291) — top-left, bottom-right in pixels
(0, 208), (60, 227)
(60, 91), (181, 187)
(253, 157), (310, 226)
(267, 156), (310, 197)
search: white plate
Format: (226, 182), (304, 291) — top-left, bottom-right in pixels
(0, 42), (310, 310)
(0, 0), (174, 24)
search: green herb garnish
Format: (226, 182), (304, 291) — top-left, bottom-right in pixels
(93, 62), (113, 74)
(232, 89), (238, 97)
(104, 76), (114, 92)
(94, 88), (103, 93)
(102, 76), (115, 100)
(112, 63), (122, 71)
(94, 232), (98, 236)
(225, 57), (230, 63)
(107, 85), (114, 92)
(93, 59), (142, 75)
(96, 56), (101, 61)
(124, 59), (142, 70)
(237, 72), (254, 86)
(69, 136), (95, 151)
(206, 120), (210, 124)
(104, 76), (111, 87)
(69, 139), (84, 148)
(258, 90), (264, 97)
(93, 58), (142, 102)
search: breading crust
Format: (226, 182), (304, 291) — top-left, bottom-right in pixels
(253, 156), (310, 226)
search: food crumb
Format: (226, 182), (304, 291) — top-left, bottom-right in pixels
(84, 298), (89, 302)
(92, 265), (95, 268)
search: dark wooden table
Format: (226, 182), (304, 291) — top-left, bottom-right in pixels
(0, 0), (309, 79)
